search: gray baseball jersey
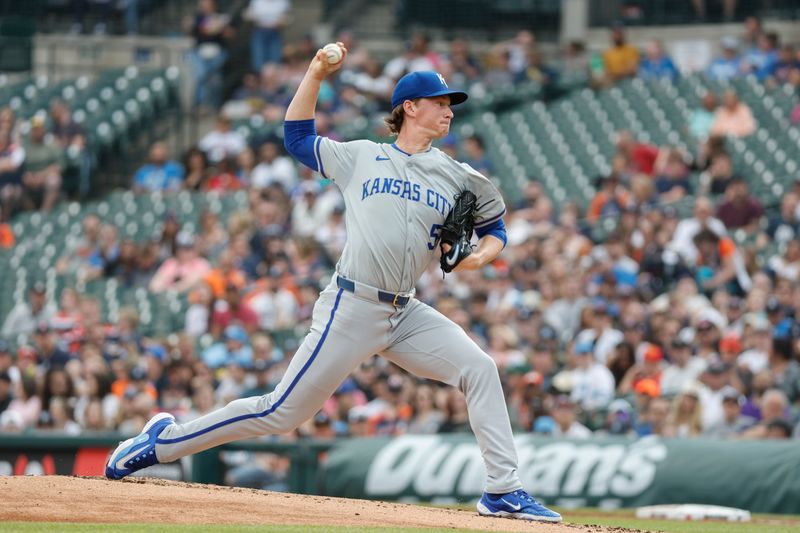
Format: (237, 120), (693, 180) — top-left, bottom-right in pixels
(154, 138), (522, 494)
(315, 140), (506, 292)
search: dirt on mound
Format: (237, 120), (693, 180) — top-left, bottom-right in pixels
(0, 476), (648, 532)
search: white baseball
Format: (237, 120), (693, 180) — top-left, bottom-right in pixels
(323, 43), (343, 64)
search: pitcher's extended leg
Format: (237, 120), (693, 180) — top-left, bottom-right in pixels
(156, 288), (383, 462)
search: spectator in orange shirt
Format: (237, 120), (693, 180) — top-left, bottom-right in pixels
(710, 89), (756, 138)
(619, 344), (664, 395)
(205, 157), (244, 191)
(603, 24), (640, 83)
(588, 173), (630, 222)
(204, 248), (247, 298)
(111, 365), (158, 402)
(0, 221), (14, 248)
(693, 228), (741, 293)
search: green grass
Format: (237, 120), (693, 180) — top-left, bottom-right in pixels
(560, 507), (800, 532)
(574, 518), (800, 533)
(3, 512), (800, 533)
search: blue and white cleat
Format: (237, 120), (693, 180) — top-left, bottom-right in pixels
(477, 489), (563, 522)
(105, 412), (175, 480)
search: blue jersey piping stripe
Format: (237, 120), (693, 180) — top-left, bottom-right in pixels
(474, 209), (506, 229)
(315, 136), (328, 178)
(156, 288), (344, 445)
(390, 143), (431, 156)
(391, 143), (411, 156)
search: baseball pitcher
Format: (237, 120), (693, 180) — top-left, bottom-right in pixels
(106, 42), (561, 523)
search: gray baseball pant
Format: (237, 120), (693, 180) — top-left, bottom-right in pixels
(155, 277), (522, 494)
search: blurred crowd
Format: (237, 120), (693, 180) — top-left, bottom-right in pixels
(193, 2), (800, 115)
(3, 107), (800, 445)
(2, 0), (800, 465)
(186, 0), (577, 112)
(4, 5), (799, 229)
(0, 101), (89, 226)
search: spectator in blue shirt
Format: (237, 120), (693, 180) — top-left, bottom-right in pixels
(707, 37), (742, 81)
(742, 32), (779, 81)
(639, 40), (679, 82)
(202, 325), (254, 369)
(655, 149), (691, 202)
(770, 44), (800, 85)
(133, 141), (184, 193)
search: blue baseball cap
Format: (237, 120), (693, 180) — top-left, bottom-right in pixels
(143, 344), (167, 362)
(533, 416), (556, 434)
(575, 341), (595, 355)
(335, 377), (359, 395)
(391, 71), (468, 110)
(224, 325), (248, 344)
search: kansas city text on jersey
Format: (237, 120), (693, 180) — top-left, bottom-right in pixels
(361, 177), (453, 216)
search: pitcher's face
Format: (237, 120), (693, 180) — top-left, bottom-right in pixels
(409, 96), (453, 139)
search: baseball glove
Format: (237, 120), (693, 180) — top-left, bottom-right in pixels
(439, 190), (477, 274)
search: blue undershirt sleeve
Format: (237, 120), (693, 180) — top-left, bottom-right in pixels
(475, 218), (507, 248)
(283, 119), (319, 171)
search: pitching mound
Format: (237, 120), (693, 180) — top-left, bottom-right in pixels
(1, 476), (642, 532)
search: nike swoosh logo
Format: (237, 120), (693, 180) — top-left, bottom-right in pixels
(501, 498), (522, 511)
(113, 434), (149, 470)
(444, 243), (460, 266)
(375, 155), (390, 161)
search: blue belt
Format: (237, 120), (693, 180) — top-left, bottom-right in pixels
(336, 275), (411, 307)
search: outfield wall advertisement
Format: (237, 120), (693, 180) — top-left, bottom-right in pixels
(321, 435), (800, 514)
(0, 437), (186, 480)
